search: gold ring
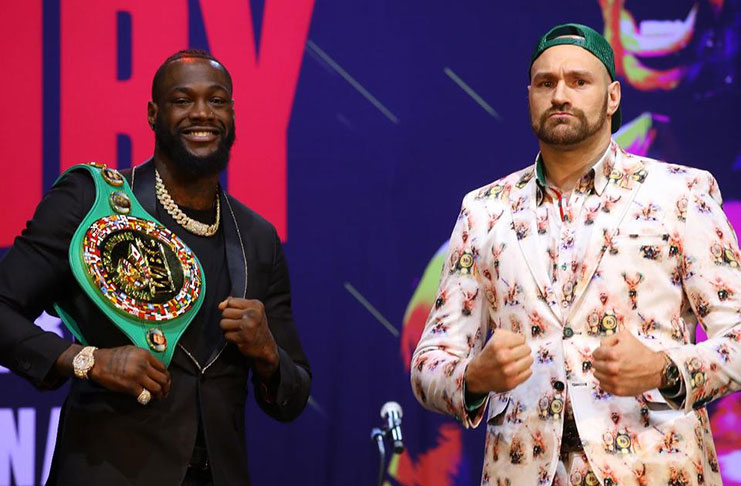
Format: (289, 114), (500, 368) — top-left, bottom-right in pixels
(137, 388), (152, 405)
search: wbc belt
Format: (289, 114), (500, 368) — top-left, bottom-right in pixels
(54, 162), (205, 367)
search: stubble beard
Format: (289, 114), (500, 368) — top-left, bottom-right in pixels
(154, 115), (236, 178)
(531, 94), (608, 146)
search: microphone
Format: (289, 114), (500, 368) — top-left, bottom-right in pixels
(380, 401), (404, 453)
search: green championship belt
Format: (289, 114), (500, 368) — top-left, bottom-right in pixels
(53, 162), (205, 367)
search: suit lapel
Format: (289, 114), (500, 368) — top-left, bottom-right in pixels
(203, 192), (249, 364)
(567, 147), (646, 318)
(507, 170), (563, 323)
(220, 192), (248, 299)
(129, 159), (157, 215)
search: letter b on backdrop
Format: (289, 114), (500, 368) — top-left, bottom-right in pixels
(60, 0), (188, 171)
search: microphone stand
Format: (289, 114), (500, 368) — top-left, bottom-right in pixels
(373, 401), (405, 486)
(371, 427), (387, 486)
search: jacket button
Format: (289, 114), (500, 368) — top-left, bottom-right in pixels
(563, 327), (574, 338)
(553, 381), (565, 392)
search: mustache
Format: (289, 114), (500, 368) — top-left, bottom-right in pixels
(543, 106), (583, 118)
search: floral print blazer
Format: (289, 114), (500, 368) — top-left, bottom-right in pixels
(411, 141), (740, 486)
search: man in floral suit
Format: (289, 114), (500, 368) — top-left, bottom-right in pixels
(411, 23), (740, 486)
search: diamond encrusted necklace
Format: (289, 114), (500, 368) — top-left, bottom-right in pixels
(155, 170), (220, 237)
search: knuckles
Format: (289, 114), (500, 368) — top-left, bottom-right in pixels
(250, 300), (265, 313)
(243, 298), (264, 309)
(501, 364), (515, 377)
(488, 338), (505, 353)
(495, 348), (511, 363)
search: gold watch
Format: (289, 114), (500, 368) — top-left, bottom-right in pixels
(73, 346), (98, 380)
(659, 352), (681, 390)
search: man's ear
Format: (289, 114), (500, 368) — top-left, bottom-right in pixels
(147, 101), (157, 130)
(607, 80), (621, 117)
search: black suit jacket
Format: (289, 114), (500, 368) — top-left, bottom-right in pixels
(0, 160), (311, 485)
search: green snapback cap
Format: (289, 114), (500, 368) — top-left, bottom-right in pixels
(529, 23), (621, 133)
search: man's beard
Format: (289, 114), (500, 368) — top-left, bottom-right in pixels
(531, 95), (608, 146)
(154, 116), (236, 178)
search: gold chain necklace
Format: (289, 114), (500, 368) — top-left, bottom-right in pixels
(155, 170), (220, 237)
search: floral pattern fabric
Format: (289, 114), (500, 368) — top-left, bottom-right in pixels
(411, 140), (740, 486)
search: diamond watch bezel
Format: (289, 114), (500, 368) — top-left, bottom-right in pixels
(73, 346), (97, 379)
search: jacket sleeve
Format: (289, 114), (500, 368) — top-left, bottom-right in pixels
(664, 171), (741, 412)
(0, 171), (93, 388)
(252, 227), (311, 422)
(410, 192), (493, 428)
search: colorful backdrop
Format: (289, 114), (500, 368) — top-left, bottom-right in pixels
(1, 1), (740, 485)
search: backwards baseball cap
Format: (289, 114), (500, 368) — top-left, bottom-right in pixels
(529, 23), (621, 133)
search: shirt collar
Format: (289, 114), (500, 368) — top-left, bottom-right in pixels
(534, 141), (615, 202)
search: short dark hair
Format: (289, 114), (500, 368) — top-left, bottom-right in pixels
(151, 49), (233, 103)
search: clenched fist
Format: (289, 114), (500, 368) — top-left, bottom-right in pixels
(464, 329), (534, 395)
(592, 328), (665, 396)
(219, 297), (280, 381)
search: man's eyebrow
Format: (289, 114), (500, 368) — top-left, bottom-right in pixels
(531, 69), (595, 80)
(167, 84), (231, 94)
(531, 71), (555, 81)
(563, 69), (594, 78)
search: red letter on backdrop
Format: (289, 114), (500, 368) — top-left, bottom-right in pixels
(0, 2), (42, 247)
(200, 0), (316, 240)
(60, 1), (187, 171)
